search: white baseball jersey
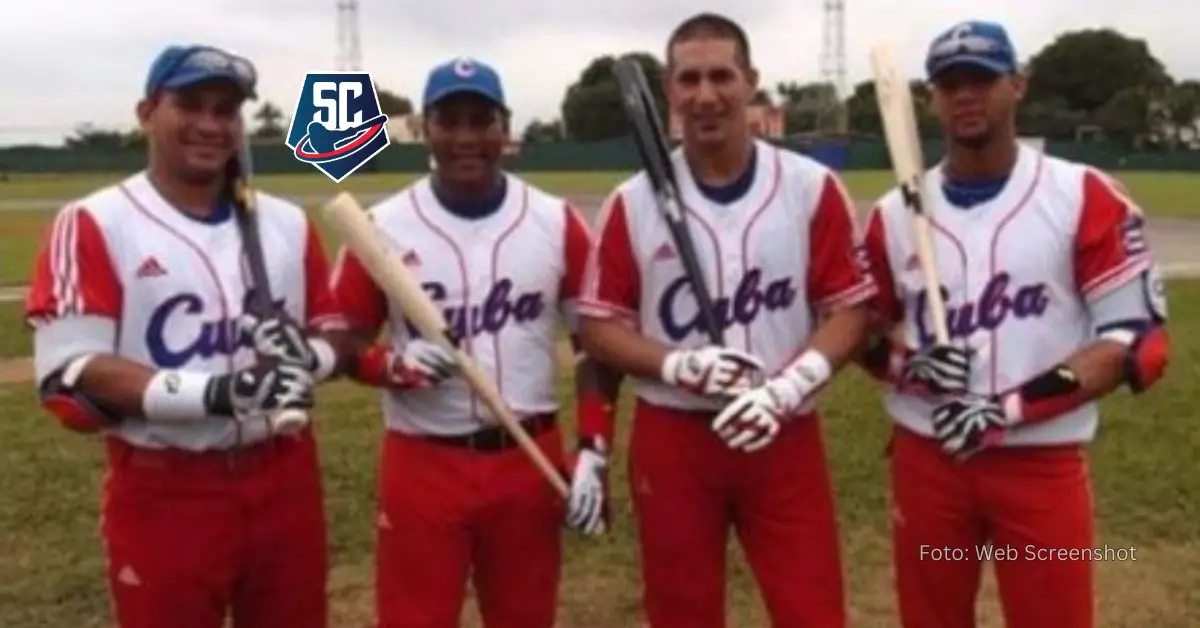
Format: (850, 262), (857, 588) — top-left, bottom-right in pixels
(580, 139), (876, 412)
(329, 173), (592, 436)
(26, 172), (344, 451)
(863, 144), (1156, 445)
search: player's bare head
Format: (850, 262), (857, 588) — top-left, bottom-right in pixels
(666, 12), (752, 71)
(421, 58), (510, 195)
(137, 45), (256, 187)
(925, 21), (1025, 150)
(664, 13), (759, 150)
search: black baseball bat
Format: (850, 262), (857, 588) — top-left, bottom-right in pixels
(225, 137), (309, 434)
(226, 140), (276, 319)
(612, 57), (725, 345)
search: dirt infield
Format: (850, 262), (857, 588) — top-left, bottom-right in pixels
(0, 357), (30, 384)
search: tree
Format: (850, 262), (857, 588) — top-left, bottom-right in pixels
(1025, 28), (1172, 117)
(1015, 97), (1087, 140)
(521, 118), (564, 143)
(1095, 87), (1153, 146)
(775, 81), (837, 133)
(560, 53), (666, 141)
(64, 124), (144, 150)
(375, 87), (413, 116)
(252, 101), (286, 140)
(843, 80), (937, 137)
(1162, 80), (1200, 146)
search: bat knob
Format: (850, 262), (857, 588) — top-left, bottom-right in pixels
(270, 408), (310, 436)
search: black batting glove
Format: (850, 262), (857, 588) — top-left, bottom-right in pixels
(205, 362), (315, 422)
(904, 343), (970, 394)
(239, 313), (318, 371)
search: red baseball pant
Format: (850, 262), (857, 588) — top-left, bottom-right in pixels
(628, 399), (847, 628)
(375, 422), (566, 628)
(889, 425), (1094, 628)
(101, 430), (328, 628)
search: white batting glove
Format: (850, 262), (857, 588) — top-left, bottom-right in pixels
(661, 346), (764, 397)
(565, 445), (608, 535)
(383, 339), (459, 389)
(710, 350), (831, 452)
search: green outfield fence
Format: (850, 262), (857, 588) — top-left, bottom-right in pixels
(2, 137), (1198, 173)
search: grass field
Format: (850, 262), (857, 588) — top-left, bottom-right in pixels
(0, 302), (28, 359)
(2, 169), (1199, 288)
(0, 280), (1196, 627)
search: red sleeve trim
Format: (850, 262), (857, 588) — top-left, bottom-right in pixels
(559, 203), (593, 303)
(25, 205), (122, 325)
(302, 219), (348, 332)
(1075, 170), (1154, 300)
(807, 174), (877, 310)
(329, 245), (388, 334)
(580, 191), (641, 316)
(862, 206), (904, 323)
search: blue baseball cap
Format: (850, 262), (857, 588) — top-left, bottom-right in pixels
(422, 57), (507, 110)
(925, 21), (1018, 80)
(144, 45), (258, 99)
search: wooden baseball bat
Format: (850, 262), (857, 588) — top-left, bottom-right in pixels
(870, 42), (951, 344)
(320, 192), (571, 498)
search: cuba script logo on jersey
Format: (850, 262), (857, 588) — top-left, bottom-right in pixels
(286, 72), (390, 183)
(659, 268), (796, 341)
(915, 272), (1049, 345)
(409, 279), (546, 341)
(146, 290), (286, 368)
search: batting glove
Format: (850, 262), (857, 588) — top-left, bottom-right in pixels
(931, 394), (1012, 459)
(239, 313), (317, 370)
(565, 439), (609, 535)
(710, 350), (831, 452)
(389, 339), (459, 388)
(661, 346), (764, 398)
(206, 362), (315, 426)
(904, 343), (970, 394)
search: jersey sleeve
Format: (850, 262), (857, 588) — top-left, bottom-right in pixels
(329, 245), (388, 335)
(807, 173), (877, 311)
(578, 191), (640, 322)
(1074, 170), (1155, 302)
(302, 219), (348, 332)
(25, 204), (122, 326)
(862, 205), (904, 324)
(559, 203), (594, 333)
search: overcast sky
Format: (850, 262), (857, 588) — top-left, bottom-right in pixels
(2, 0), (1197, 146)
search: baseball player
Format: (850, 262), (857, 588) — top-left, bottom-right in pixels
(24, 45), (349, 628)
(329, 57), (620, 628)
(578, 13), (875, 627)
(858, 21), (1171, 627)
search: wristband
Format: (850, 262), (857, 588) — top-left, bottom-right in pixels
(309, 337), (339, 382)
(859, 335), (912, 386)
(142, 370), (213, 423)
(1001, 364), (1089, 425)
(659, 350), (684, 385)
(786, 348), (832, 390)
(355, 344), (392, 387)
